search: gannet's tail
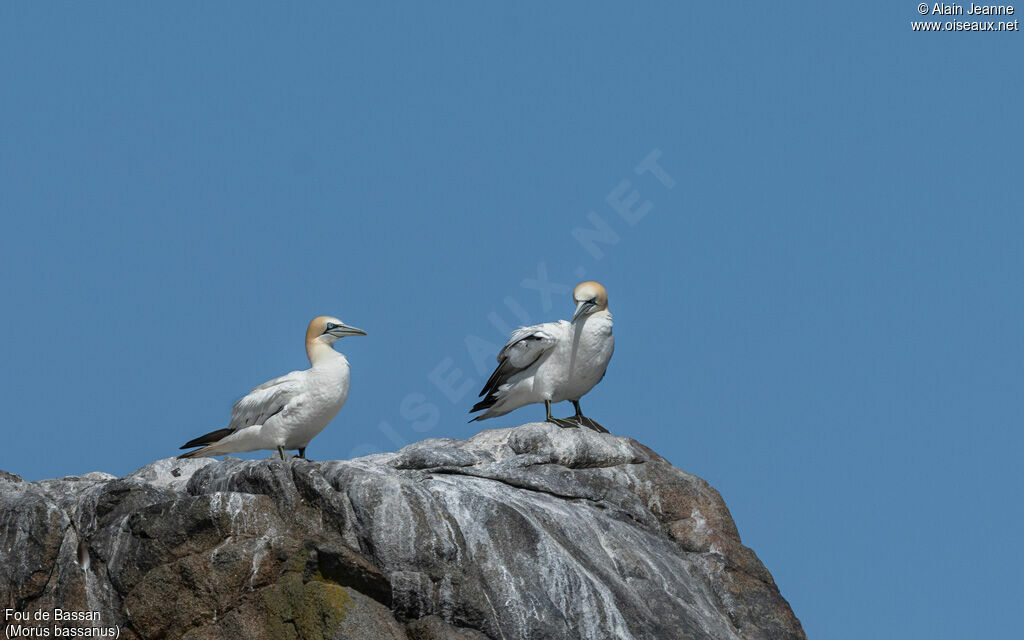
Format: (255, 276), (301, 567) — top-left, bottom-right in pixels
(177, 425), (273, 458)
(178, 427), (234, 459)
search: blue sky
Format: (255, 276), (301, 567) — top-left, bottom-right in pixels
(1, 3), (1021, 638)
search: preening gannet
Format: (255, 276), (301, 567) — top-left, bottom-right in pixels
(179, 316), (366, 460)
(470, 281), (614, 432)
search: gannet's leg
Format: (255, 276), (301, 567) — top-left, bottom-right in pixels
(572, 400), (610, 433)
(277, 446), (287, 460)
(546, 400), (580, 429)
(298, 448), (306, 459)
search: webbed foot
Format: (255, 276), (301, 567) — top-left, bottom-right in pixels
(575, 416), (609, 433)
(547, 417), (582, 429)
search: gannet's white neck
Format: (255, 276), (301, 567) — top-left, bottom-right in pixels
(574, 307), (613, 328)
(306, 338), (344, 367)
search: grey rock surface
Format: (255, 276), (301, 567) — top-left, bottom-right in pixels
(0, 422), (804, 640)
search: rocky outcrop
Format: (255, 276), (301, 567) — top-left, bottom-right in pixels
(0, 423), (804, 640)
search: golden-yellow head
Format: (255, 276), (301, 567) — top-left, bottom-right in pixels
(305, 315), (367, 346)
(571, 281), (609, 322)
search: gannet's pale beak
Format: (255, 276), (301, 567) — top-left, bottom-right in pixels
(572, 301), (595, 323)
(329, 323), (367, 338)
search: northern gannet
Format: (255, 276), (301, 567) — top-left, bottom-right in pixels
(179, 316), (366, 460)
(470, 281), (614, 432)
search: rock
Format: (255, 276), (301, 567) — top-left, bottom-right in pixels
(0, 422), (805, 640)
(407, 615), (490, 640)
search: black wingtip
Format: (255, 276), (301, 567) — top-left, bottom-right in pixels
(479, 357), (513, 399)
(180, 427), (233, 450)
(470, 397), (497, 413)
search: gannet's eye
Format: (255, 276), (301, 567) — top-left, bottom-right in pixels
(588, 298), (597, 304)
(325, 322), (338, 333)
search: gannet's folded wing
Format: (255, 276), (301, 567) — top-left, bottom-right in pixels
(227, 370), (305, 431)
(477, 322), (561, 398)
(181, 371), (308, 450)
(501, 324), (559, 366)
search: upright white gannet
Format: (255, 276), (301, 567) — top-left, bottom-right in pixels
(470, 281), (614, 432)
(179, 316), (366, 460)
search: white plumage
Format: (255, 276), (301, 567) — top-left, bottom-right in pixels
(471, 281), (614, 432)
(179, 315), (366, 459)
